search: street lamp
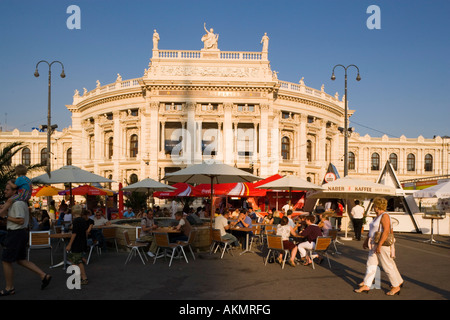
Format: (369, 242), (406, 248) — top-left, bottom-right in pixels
(331, 64), (361, 177)
(34, 60), (65, 176)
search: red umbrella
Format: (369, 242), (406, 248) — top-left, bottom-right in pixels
(58, 184), (113, 196)
(153, 183), (195, 198)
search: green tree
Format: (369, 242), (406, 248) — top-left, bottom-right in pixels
(0, 142), (44, 202)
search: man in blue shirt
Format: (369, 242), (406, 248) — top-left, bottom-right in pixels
(234, 209), (253, 250)
(122, 207), (135, 219)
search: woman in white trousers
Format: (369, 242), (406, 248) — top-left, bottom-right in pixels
(354, 197), (403, 296)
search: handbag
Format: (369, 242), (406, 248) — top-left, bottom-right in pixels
(373, 214), (395, 246)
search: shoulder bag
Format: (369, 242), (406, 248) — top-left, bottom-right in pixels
(373, 213), (395, 246)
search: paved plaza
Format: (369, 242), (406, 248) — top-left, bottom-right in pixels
(0, 231), (448, 304)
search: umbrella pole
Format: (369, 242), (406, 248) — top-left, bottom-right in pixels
(210, 177), (214, 242)
(341, 197), (352, 241)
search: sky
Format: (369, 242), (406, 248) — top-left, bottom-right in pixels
(0, 0), (449, 139)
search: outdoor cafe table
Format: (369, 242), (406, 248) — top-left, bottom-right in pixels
(230, 226), (255, 255)
(422, 213), (445, 244)
(49, 232), (72, 270)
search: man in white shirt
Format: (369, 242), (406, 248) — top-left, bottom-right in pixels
(350, 200), (365, 241)
(214, 209), (239, 247)
(0, 181), (51, 296)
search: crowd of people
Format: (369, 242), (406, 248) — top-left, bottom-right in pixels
(0, 164), (404, 297)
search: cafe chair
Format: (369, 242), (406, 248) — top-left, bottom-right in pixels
(102, 227), (119, 253)
(264, 234), (289, 269)
(153, 232), (188, 267)
(28, 231), (53, 265)
(177, 228), (198, 261)
(210, 228), (233, 259)
(262, 224), (277, 248)
(328, 229), (341, 255)
(123, 230), (148, 265)
(135, 227), (142, 240)
(307, 236), (332, 270)
(248, 225), (263, 251)
(86, 240), (101, 265)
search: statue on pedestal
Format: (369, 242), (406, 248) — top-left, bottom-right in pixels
(153, 29), (160, 50)
(201, 23), (219, 50)
(261, 32), (269, 52)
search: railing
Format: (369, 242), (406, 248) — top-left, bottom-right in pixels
(278, 80), (342, 105)
(74, 78), (141, 103)
(157, 50), (263, 61)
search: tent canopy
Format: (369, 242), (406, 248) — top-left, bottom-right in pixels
(413, 181), (450, 199)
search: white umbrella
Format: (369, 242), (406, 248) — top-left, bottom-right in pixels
(309, 176), (396, 240)
(256, 175), (325, 209)
(122, 178), (176, 210)
(31, 165), (114, 208)
(162, 162), (262, 224)
(413, 181), (450, 199)
(31, 165), (113, 184)
(122, 178), (176, 193)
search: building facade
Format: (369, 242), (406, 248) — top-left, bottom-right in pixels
(1, 29), (449, 189)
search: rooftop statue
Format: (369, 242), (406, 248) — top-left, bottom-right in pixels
(261, 32), (269, 52)
(201, 23), (219, 50)
(153, 29), (160, 50)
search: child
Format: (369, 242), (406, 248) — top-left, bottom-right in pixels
(0, 164), (32, 216)
(66, 205), (89, 285)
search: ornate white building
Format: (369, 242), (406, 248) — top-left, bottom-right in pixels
(1, 28), (449, 189)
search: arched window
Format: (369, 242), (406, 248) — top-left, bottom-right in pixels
(129, 173), (138, 184)
(306, 140), (312, 162)
(22, 147), (31, 166)
(281, 137), (290, 160)
(66, 148), (72, 165)
(371, 152), (380, 171)
(108, 137), (114, 159)
(407, 153), (415, 171)
(348, 152), (355, 170)
(41, 148), (48, 166)
(389, 153), (398, 170)
(130, 134), (138, 158)
(424, 154), (433, 172)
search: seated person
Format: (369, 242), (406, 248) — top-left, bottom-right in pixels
(214, 209), (239, 247)
(90, 209), (110, 250)
(122, 207), (135, 219)
(297, 215), (323, 266)
(276, 216), (299, 267)
(318, 213), (332, 236)
(171, 211), (192, 243)
(139, 211), (159, 257)
(232, 209), (253, 249)
(38, 210), (51, 231)
(272, 210), (282, 225)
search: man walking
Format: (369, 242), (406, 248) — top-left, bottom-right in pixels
(0, 181), (51, 296)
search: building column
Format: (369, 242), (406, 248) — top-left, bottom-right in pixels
(223, 103), (233, 165)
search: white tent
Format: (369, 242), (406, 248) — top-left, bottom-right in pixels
(413, 181), (450, 199)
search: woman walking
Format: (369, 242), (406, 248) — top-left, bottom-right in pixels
(354, 197), (403, 295)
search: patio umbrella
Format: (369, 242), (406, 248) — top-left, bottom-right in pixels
(256, 175), (325, 209)
(31, 165), (113, 184)
(413, 181), (450, 199)
(153, 183), (195, 199)
(58, 184), (114, 196)
(31, 165), (114, 207)
(162, 162), (262, 225)
(121, 178), (176, 208)
(32, 186), (63, 197)
(309, 176), (396, 240)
